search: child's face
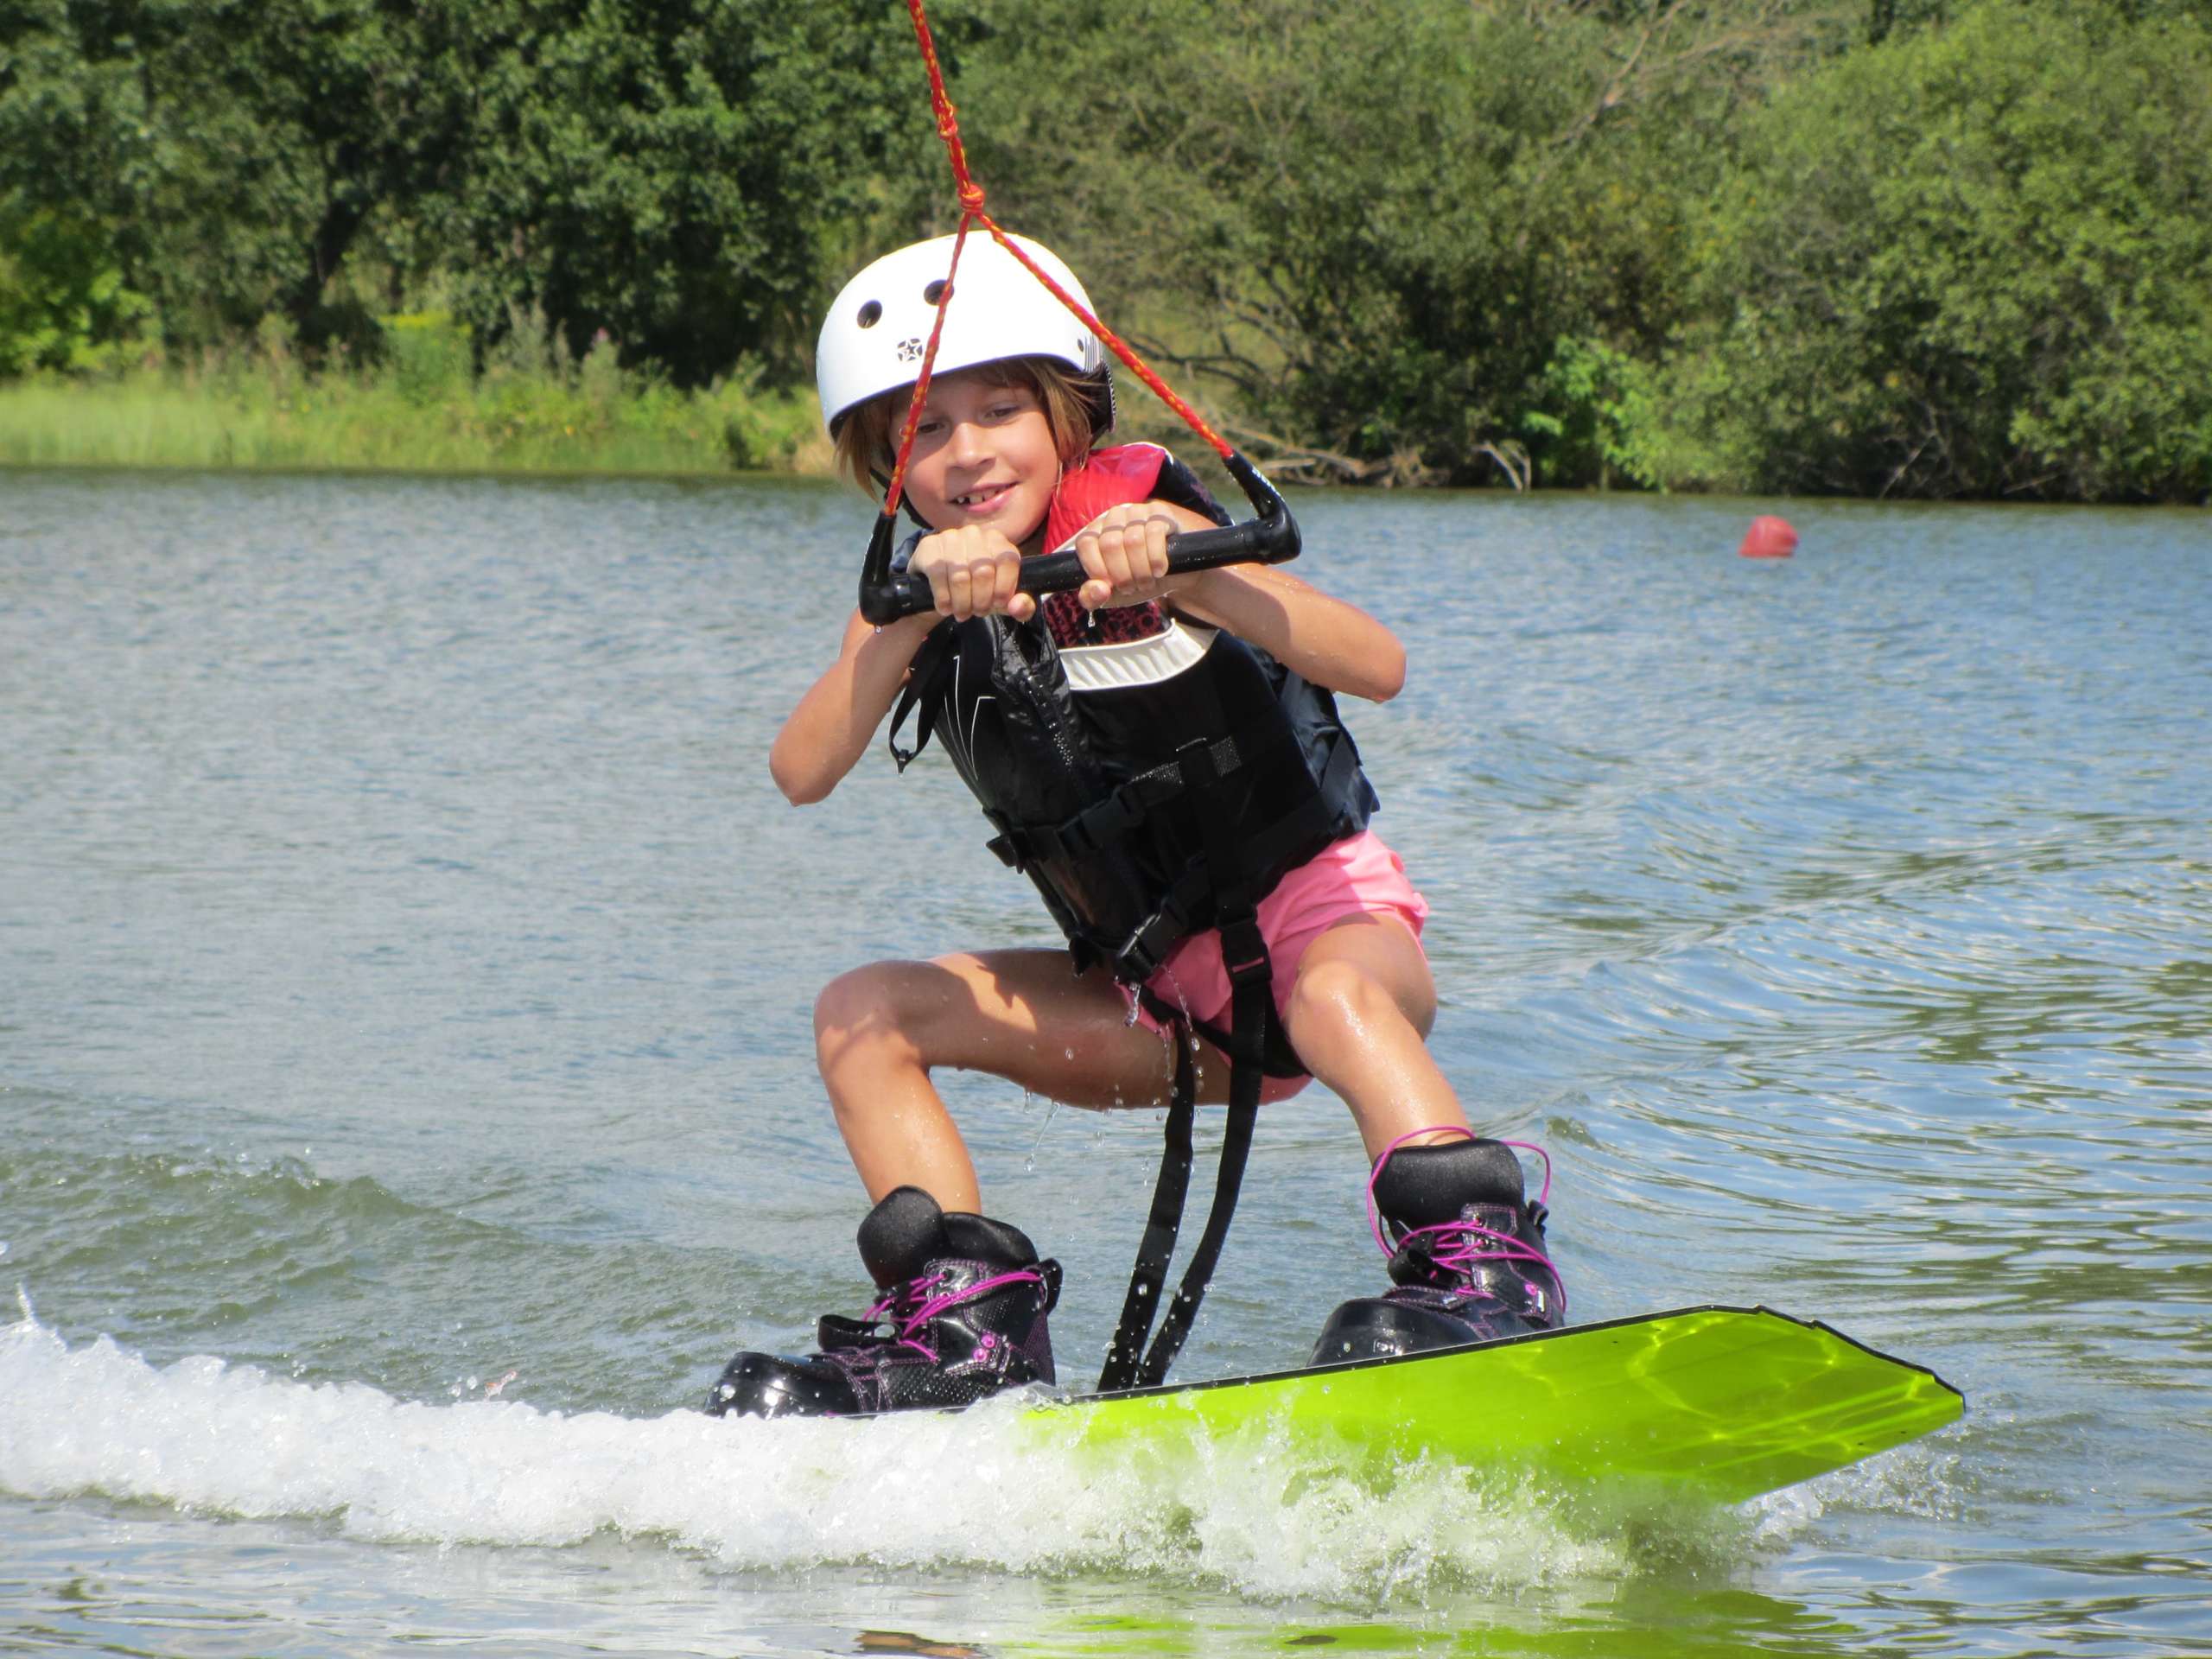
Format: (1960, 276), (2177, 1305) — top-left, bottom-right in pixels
(901, 369), (1060, 548)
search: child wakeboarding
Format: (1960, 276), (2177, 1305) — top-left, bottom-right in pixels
(708, 232), (1565, 1418)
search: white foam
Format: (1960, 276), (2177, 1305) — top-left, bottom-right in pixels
(1745, 1425), (1967, 1548)
(1, 1314), (1642, 1602)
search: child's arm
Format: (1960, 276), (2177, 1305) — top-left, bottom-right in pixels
(772, 525), (1046, 804)
(1176, 560), (1407, 704)
(770, 610), (939, 804)
(1073, 502), (1408, 704)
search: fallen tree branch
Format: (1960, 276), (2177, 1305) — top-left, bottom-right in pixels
(1215, 417), (1400, 485)
(1477, 439), (1532, 491)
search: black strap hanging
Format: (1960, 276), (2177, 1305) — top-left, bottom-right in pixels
(1129, 907), (1269, 1388)
(1095, 987), (1269, 1394)
(1096, 731), (1284, 1393)
(885, 617), (957, 770)
(1096, 1027), (1197, 1391)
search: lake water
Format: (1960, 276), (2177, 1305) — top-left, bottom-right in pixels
(2, 467), (2208, 1656)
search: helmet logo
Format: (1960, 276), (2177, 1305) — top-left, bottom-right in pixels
(897, 337), (925, 364)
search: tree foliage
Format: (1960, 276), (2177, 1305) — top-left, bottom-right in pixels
(428, 0), (930, 383)
(2, 0), (2209, 499)
(1662, 0), (2212, 499)
(0, 201), (150, 373)
(941, 0), (1853, 484)
(0, 0), (925, 381)
(0, 0), (481, 351)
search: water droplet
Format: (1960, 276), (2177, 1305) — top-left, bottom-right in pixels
(1026, 1095), (1059, 1168)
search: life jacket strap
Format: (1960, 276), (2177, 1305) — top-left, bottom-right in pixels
(1096, 899), (1274, 1392)
(1098, 728), (1287, 1393)
(1137, 984), (1307, 1079)
(1101, 733), (1359, 985)
(1133, 1035), (1262, 1388)
(1097, 1024), (1197, 1392)
(886, 618), (958, 771)
(984, 734), (1243, 870)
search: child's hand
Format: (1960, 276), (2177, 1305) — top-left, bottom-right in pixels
(1071, 505), (1184, 612)
(909, 526), (1037, 622)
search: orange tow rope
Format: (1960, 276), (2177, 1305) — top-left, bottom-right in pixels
(882, 0), (1236, 523)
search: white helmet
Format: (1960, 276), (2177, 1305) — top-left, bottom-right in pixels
(816, 232), (1109, 436)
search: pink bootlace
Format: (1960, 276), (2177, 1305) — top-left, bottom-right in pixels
(861, 1267), (1049, 1363)
(1365, 1126), (1567, 1319)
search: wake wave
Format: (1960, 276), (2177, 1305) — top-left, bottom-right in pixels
(0, 1313), (1748, 1602)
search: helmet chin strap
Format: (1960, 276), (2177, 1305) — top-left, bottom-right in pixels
(868, 466), (937, 531)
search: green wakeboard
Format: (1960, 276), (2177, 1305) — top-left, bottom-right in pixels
(1023, 1305), (1961, 1504)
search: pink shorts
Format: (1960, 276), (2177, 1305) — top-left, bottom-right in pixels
(1127, 830), (1430, 1102)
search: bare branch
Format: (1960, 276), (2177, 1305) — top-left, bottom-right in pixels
(1215, 416), (1400, 485)
(1477, 439), (1532, 490)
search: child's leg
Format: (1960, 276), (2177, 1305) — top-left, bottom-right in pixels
(1279, 913), (1471, 1158)
(1286, 915), (1566, 1361)
(813, 948), (1179, 1212)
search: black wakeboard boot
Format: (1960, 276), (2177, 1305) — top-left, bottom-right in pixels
(705, 1185), (1061, 1419)
(1310, 1136), (1565, 1365)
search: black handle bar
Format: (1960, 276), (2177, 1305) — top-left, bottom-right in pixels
(856, 449), (1300, 626)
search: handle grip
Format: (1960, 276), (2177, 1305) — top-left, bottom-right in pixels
(857, 450), (1299, 626)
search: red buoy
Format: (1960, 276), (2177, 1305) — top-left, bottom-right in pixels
(1739, 515), (1798, 559)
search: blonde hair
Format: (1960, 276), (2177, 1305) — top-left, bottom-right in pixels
(832, 356), (1103, 502)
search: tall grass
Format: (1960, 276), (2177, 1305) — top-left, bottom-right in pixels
(0, 314), (833, 478)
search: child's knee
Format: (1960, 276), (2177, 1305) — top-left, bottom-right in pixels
(1285, 956), (1406, 1047)
(814, 963), (913, 1055)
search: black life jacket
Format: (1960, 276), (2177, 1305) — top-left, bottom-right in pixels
(880, 444), (1380, 1395)
(885, 448), (1377, 994)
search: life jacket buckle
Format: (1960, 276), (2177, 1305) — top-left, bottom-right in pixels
(1114, 896), (1194, 985)
(982, 812), (1027, 869)
(1173, 734), (1241, 791)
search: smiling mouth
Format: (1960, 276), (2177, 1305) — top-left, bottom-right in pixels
(954, 483), (1015, 508)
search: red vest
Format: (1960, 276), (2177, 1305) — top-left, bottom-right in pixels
(1038, 445), (1173, 648)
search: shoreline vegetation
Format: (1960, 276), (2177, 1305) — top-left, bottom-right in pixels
(4, 0), (2209, 503)
(0, 317), (832, 480)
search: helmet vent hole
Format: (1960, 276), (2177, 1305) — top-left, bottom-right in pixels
(922, 279), (948, 307)
(856, 300), (882, 328)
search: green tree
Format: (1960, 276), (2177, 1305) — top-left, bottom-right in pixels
(419, 0), (934, 385)
(0, 0), (929, 382)
(0, 202), (150, 372)
(0, 0), (482, 351)
(1662, 0), (2212, 500)
(938, 0), (1843, 485)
